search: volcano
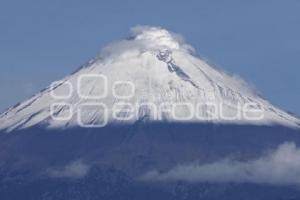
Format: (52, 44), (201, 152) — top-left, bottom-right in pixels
(0, 26), (300, 200)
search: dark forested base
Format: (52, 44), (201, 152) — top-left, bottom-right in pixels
(0, 123), (299, 200)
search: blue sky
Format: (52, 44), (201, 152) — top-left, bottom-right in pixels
(0, 0), (299, 115)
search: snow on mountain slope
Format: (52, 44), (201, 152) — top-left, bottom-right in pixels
(0, 26), (299, 132)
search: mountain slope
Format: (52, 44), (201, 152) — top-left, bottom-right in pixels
(0, 26), (299, 132)
(1, 26), (300, 200)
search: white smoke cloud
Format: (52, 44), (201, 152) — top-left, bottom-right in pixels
(100, 26), (194, 60)
(141, 142), (300, 186)
(47, 160), (90, 179)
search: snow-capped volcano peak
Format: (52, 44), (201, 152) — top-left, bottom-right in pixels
(0, 26), (299, 132)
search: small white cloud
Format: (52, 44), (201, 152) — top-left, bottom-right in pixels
(47, 160), (90, 179)
(141, 142), (300, 186)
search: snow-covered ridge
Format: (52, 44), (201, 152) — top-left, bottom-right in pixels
(0, 26), (299, 132)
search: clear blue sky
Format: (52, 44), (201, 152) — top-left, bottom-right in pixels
(0, 0), (299, 115)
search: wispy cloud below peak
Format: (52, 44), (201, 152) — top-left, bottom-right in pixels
(141, 142), (300, 186)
